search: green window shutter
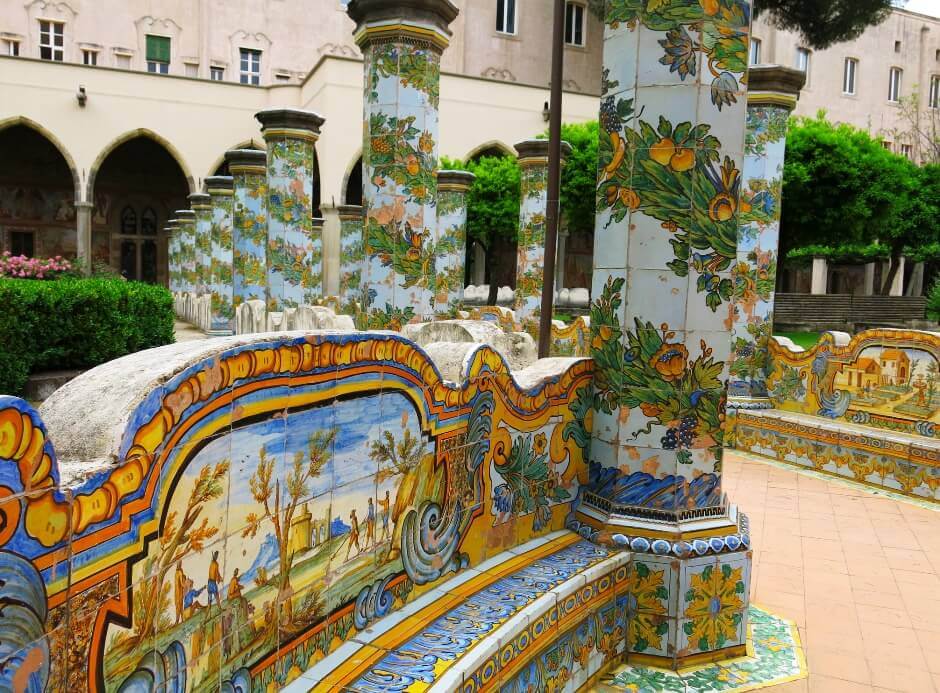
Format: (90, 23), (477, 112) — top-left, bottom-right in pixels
(146, 35), (170, 63)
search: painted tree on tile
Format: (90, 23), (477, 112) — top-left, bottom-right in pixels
(131, 459), (229, 645)
(242, 429), (335, 623)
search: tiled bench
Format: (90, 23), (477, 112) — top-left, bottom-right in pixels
(735, 408), (940, 502)
(285, 530), (630, 692)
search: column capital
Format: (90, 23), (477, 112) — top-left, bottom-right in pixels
(312, 217), (325, 230)
(224, 149), (267, 175)
(205, 176), (234, 195)
(437, 169), (475, 192)
(175, 209), (196, 221)
(188, 192), (212, 210)
(514, 139), (572, 167)
(337, 204), (364, 220)
(747, 65), (806, 110)
(347, 0), (458, 52)
(255, 108), (325, 142)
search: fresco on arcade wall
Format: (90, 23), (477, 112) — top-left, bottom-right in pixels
(767, 331), (940, 438)
(0, 334), (592, 692)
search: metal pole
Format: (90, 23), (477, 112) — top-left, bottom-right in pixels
(538, 0), (566, 358)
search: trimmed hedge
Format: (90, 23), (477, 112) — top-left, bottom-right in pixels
(0, 277), (175, 396)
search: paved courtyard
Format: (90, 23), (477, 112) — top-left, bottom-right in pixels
(725, 451), (940, 693)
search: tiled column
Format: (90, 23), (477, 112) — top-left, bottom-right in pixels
(205, 175), (235, 335)
(348, 0), (458, 328)
(225, 149), (268, 311)
(188, 193), (212, 302)
(166, 218), (179, 295)
(435, 169), (474, 315)
(578, 1), (753, 669)
(255, 108), (325, 311)
(309, 216), (325, 304)
(337, 204), (364, 312)
(513, 139), (571, 329)
(175, 209), (196, 297)
(728, 66), (805, 407)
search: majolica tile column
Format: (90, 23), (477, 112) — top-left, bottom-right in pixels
(309, 216), (325, 303)
(205, 175), (235, 335)
(225, 149), (268, 311)
(435, 169), (474, 315)
(728, 66), (805, 412)
(337, 204), (364, 312)
(255, 108), (325, 311)
(578, 0), (753, 668)
(166, 219), (179, 295)
(188, 193), (212, 302)
(348, 0), (458, 328)
(513, 139), (571, 328)
(175, 209), (196, 297)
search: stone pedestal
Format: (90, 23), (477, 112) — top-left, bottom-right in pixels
(728, 65), (805, 409)
(225, 149), (268, 311)
(310, 216), (325, 303)
(256, 108), (325, 311)
(811, 256), (828, 294)
(175, 209), (196, 297)
(188, 193), (212, 301)
(205, 176), (235, 335)
(513, 139), (571, 327)
(579, 1), (753, 668)
(435, 169), (474, 314)
(75, 201), (94, 276)
(890, 256), (906, 296)
(864, 262), (876, 295)
(348, 0), (458, 328)
(337, 204), (364, 312)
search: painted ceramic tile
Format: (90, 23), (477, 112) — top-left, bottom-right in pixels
(514, 159), (549, 326)
(209, 184), (235, 333)
(434, 186), (468, 316)
(194, 205), (212, 297)
(338, 208), (364, 312)
(232, 170), (267, 307)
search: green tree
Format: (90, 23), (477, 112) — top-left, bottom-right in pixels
(442, 154), (521, 304)
(782, 112), (931, 294)
(545, 121), (600, 236)
(588, 0), (892, 50)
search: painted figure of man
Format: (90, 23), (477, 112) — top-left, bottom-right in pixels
(346, 508), (361, 559)
(366, 497), (376, 547)
(379, 489), (391, 542)
(174, 563), (187, 624)
(208, 550), (223, 610)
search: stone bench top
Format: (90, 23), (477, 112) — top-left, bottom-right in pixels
(284, 530), (629, 692)
(740, 408), (940, 453)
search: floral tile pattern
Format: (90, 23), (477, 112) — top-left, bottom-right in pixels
(338, 206), (364, 313)
(434, 175), (471, 316)
(514, 149), (549, 326)
(604, 606), (806, 693)
(207, 178), (234, 333)
(231, 167), (267, 308)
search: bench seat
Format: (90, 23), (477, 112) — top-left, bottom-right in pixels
(284, 530), (630, 692)
(735, 408), (940, 502)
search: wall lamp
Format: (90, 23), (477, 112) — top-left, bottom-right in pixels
(77, 85), (87, 107)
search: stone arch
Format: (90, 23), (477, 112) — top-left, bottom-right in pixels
(86, 128), (196, 201)
(0, 116), (81, 201)
(463, 140), (514, 162)
(341, 151), (363, 206)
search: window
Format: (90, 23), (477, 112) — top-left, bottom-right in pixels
(795, 47), (810, 73)
(146, 34), (170, 74)
(10, 231), (34, 257)
(210, 66), (224, 81)
(565, 3), (585, 46)
(3, 39), (19, 56)
(239, 48), (261, 85)
(38, 21), (64, 61)
(496, 0), (516, 35)
(843, 58), (857, 95)
(900, 143), (913, 159)
(882, 140), (893, 151)
(749, 37), (761, 66)
(120, 206), (138, 234)
(82, 49), (97, 66)
(894, 40), (902, 53)
(141, 208), (157, 235)
(184, 62), (198, 77)
(115, 53), (131, 68)
(889, 67), (902, 102)
(930, 75), (940, 110)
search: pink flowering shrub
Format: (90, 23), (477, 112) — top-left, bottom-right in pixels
(0, 252), (72, 279)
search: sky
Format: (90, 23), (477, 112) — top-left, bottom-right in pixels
(896, 0), (940, 17)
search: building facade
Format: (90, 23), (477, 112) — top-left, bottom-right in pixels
(752, 7), (940, 162)
(0, 0), (604, 289)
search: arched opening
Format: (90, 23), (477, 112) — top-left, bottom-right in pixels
(0, 123), (80, 260)
(344, 156), (363, 206)
(91, 136), (190, 284)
